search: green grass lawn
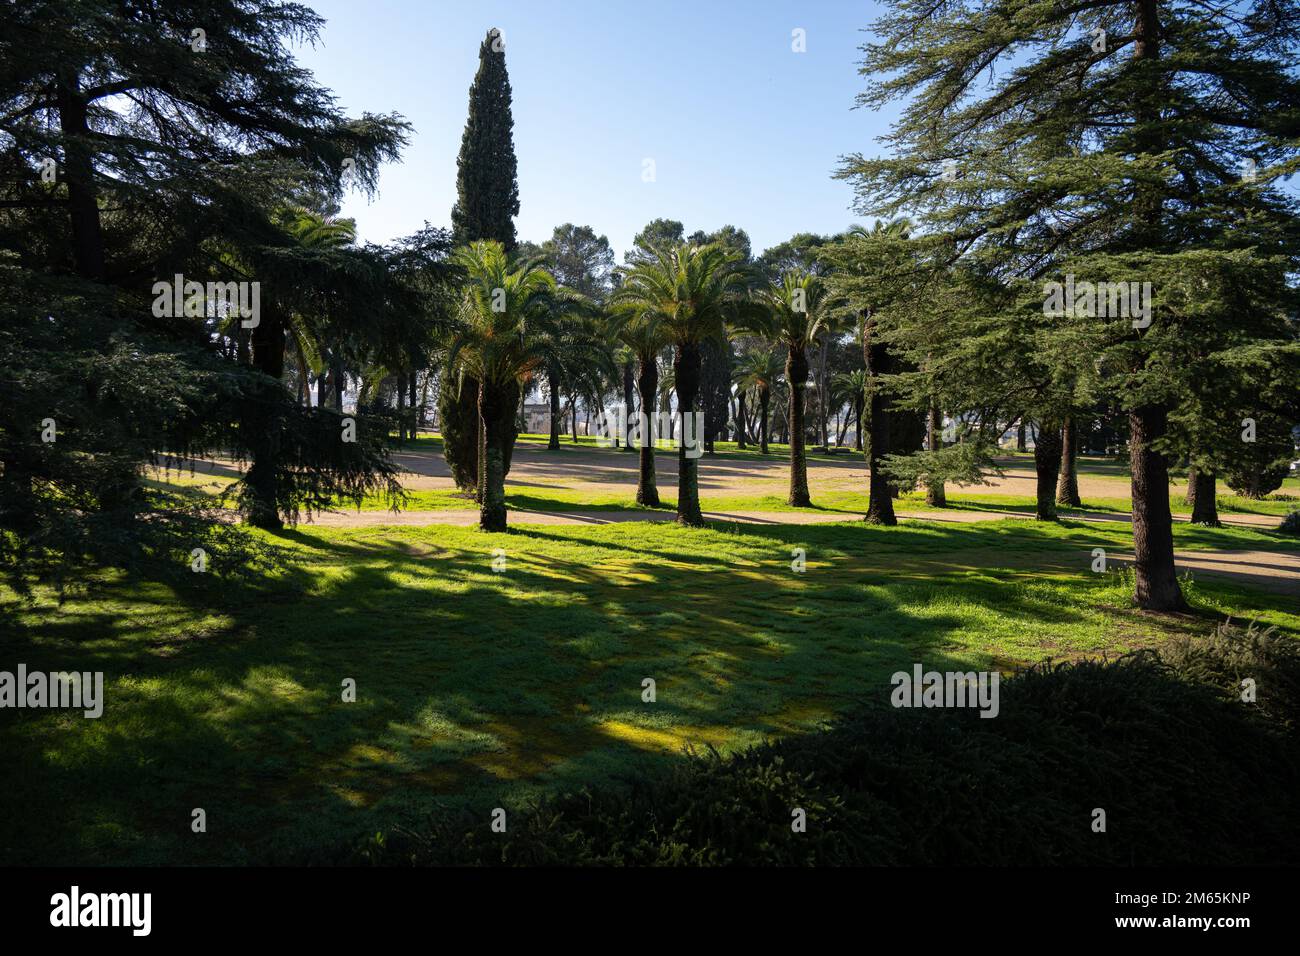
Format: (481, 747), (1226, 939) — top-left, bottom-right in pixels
(2, 517), (1296, 865)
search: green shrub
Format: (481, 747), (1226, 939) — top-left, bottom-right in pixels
(349, 631), (1300, 866)
(1159, 620), (1300, 730)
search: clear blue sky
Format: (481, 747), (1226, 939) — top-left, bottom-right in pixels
(293, 0), (895, 259)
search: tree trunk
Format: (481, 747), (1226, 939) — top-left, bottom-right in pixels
(759, 387), (771, 456)
(786, 346), (812, 507)
(1057, 415), (1082, 507)
(547, 368), (561, 450)
(863, 319), (895, 525)
(1016, 418), (1027, 453)
(736, 392), (748, 450)
(476, 395), (487, 505)
(1129, 404), (1186, 610)
(673, 342), (705, 525)
(818, 342), (830, 448)
(479, 383), (508, 531)
(622, 361), (636, 452)
(244, 309), (287, 530)
(926, 402), (946, 507)
(635, 353), (660, 507)
(55, 71), (106, 281)
(1188, 466), (1220, 526)
(1034, 418), (1063, 521)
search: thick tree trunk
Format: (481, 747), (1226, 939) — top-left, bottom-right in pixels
(55, 72), (106, 281)
(926, 402), (946, 507)
(479, 384), (508, 531)
(759, 387), (771, 456)
(1057, 415), (1082, 507)
(736, 392), (748, 450)
(1188, 466), (1220, 526)
(475, 396), (487, 505)
(863, 320), (896, 525)
(674, 342), (705, 525)
(332, 360), (345, 410)
(547, 368), (561, 450)
(635, 354), (660, 507)
(786, 347), (812, 507)
(1130, 404), (1186, 610)
(1034, 418), (1063, 521)
(245, 310), (287, 530)
(1016, 419), (1027, 453)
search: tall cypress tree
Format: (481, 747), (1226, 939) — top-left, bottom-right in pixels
(450, 28), (520, 252)
(444, 28), (520, 490)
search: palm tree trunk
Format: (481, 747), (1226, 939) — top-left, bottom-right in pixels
(1057, 415), (1082, 506)
(759, 387), (771, 456)
(636, 354), (660, 507)
(479, 383), (508, 531)
(547, 368), (561, 450)
(476, 399), (487, 505)
(674, 342), (705, 525)
(786, 347), (812, 507)
(926, 402), (946, 507)
(735, 392), (748, 450)
(1034, 418), (1062, 521)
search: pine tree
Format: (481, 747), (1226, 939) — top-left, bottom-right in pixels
(838, 0), (1300, 610)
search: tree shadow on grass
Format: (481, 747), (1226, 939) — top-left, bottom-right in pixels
(2, 517), (1279, 865)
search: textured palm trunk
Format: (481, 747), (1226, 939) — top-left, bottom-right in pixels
(925, 402), (946, 507)
(759, 387), (771, 455)
(863, 320), (895, 524)
(674, 342), (705, 526)
(735, 393), (748, 450)
(1130, 404), (1185, 609)
(1034, 418), (1063, 521)
(547, 368), (561, 450)
(245, 309), (287, 530)
(786, 347), (812, 507)
(475, 397), (487, 505)
(635, 353), (660, 507)
(479, 383), (508, 531)
(1187, 466), (1220, 526)
(1057, 416), (1082, 506)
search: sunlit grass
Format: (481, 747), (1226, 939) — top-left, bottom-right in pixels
(2, 517), (1295, 865)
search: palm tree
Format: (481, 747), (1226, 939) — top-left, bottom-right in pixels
(614, 243), (754, 525)
(733, 348), (784, 454)
(755, 270), (833, 507)
(447, 241), (580, 531)
(614, 320), (668, 505)
(834, 369), (869, 451)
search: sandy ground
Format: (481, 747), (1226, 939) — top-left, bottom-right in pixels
(389, 440), (1140, 500)
(163, 441), (1298, 596)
